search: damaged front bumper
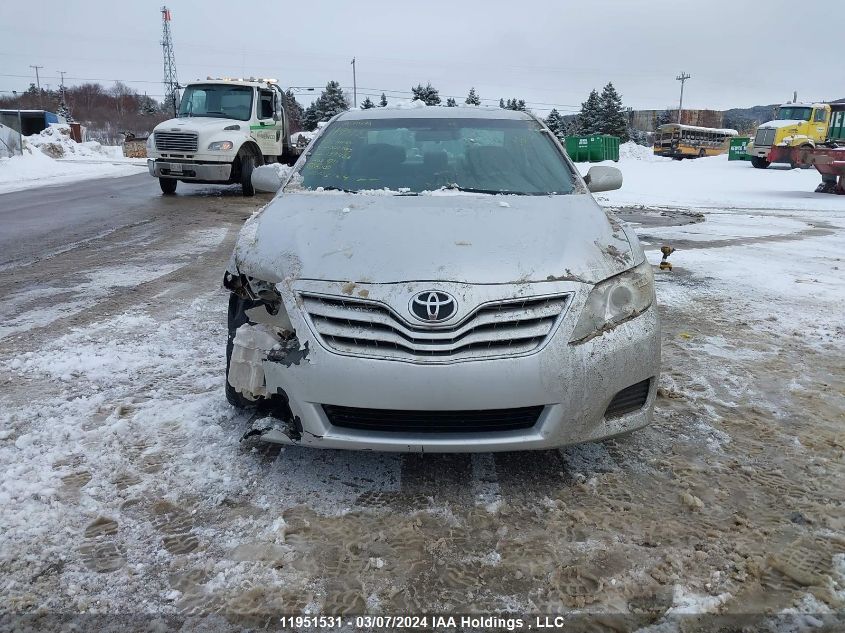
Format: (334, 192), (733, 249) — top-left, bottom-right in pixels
(228, 279), (661, 452)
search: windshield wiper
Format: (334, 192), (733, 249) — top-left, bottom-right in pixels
(443, 184), (525, 195)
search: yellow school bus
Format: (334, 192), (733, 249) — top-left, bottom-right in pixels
(653, 124), (738, 159)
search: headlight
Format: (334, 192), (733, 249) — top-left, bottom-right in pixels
(146, 136), (154, 152)
(569, 260), (655, 343)
(208, 140), (234, 151)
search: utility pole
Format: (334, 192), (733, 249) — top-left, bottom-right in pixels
(160, 6), (180, 116)
(30, 65), (44, 109)
(350, 57), (357, 108)
(675, 72), (691, 124)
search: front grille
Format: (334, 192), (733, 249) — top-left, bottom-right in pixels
(301, 293), (570, 362)
(604, 379), (651, 418)
(154, 131), (198, 152)
(323, 405), (544, 433)
(754, 128), (776, 147)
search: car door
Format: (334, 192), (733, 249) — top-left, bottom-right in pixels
(252, 89), (282, 156)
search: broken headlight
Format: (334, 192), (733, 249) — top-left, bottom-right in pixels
(223, 272), (292, 329)
(569, 260), (655, 343)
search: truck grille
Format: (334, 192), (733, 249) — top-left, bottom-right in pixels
(323, 405), (544, 433)
(301, 292), (570, 363)
(754, 128), (776, 147)
(154, 131), (198, 153)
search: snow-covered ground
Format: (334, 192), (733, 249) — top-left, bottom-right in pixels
(581, 142), (841, 211)
(0, 144), (843, 629)
(0, 124), (146, 194)
(579, 144), (845, 348)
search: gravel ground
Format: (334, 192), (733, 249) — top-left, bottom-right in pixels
(1, 192), (843, 632)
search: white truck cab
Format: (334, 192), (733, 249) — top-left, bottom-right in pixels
(147, 77), (300, 196)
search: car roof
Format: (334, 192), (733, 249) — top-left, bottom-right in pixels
(337, 106), (535, 121)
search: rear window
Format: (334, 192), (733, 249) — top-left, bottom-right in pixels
(289, 117), (575, 195)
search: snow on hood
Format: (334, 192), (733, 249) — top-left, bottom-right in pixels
(231, 192), (638, 286)
(759, 119), (805, 129)
(154, 117), (240, 131)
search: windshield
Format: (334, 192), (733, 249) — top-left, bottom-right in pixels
(178, 84), (253, 121)
(777, 107), (812, 121)
(289, 117), (575, 195)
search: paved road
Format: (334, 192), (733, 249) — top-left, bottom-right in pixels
(0, 174), (266, 342)
(0, 174), (258, 270)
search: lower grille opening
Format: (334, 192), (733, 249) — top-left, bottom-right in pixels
(604, 379), (652, 419)
(323, 405), (544, 433)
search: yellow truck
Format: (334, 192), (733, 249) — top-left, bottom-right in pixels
(749, 102), (837, 169)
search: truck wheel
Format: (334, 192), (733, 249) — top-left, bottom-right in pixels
(240, 152), (257, 197)
(751, 156), (770, 169)
(159, 178), (178, 194)
(698, 149), (706, 158)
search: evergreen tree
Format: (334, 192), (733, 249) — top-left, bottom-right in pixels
(465, 87), (481, 106)
(544, 108), (565, 140)
(503, 98), (527, 112)
(411, 82), (441, 105)
(577, 89), (602, 134)
(445, 97), (457, 107)
(56, 99), (73, 122)
(379, 93), (388, 107)
(302, 80), (350, 130)
(303, 103), (320, 131)
(360, 96), (375, 109)
(499, 98), (506, 108)
(283, 89), (305, 132)
(597, 82), (628, 140)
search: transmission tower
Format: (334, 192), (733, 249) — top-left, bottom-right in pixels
(160, 6), (180, 116)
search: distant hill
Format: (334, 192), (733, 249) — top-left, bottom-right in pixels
(722, 104), (778, 133)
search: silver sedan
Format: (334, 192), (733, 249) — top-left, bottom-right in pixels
(223, 106), (660, 451)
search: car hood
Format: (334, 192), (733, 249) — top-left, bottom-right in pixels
(231, 192), (639, 286)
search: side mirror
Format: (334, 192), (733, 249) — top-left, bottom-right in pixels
(273, 90), (283, 122)
(584, 166), (623, 193)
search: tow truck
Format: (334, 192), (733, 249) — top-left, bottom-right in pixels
(748, 102), (845, 169)
(147, 77), (303, 196)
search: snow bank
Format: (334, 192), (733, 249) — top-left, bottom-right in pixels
(618, 141), (665, 162)
(0, 124), (145, 194)
(23, 124), (124, 160)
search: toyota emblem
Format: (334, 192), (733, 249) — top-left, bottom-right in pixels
(409, 291), (457, 323)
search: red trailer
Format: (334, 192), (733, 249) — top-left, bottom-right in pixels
(806, 147), (845, 194)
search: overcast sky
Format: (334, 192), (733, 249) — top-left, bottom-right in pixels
(1, 0), (840, 115)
